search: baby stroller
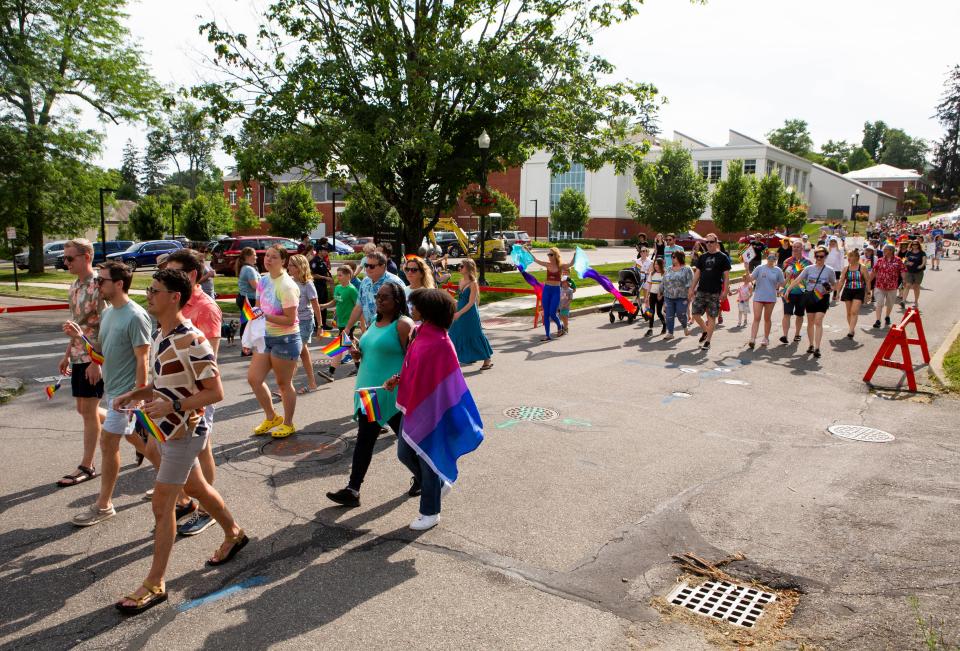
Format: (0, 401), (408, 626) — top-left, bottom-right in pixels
(608, 267), (643, 324)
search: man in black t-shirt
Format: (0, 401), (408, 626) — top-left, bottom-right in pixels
(748, 236), (765, 272)
(308, 246), (333, 329)
(688, 233), (732, 350)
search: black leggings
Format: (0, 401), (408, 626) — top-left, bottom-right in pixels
(237, 296), (255, 339)
(348, 411), (402, 490)
(647, 293), (665, 328)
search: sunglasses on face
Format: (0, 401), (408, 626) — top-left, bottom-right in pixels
(145, 286), (176, 296)
(95, 277), (115, 285)
(63, 255), (84, 263)
(404, 266), (420, 273)
(706, 240), (718, 244)
(364, 263), (382, 269)
(815, 255), (826, 259)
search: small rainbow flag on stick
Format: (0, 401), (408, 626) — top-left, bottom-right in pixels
(80, 334), (104, 365)
(320, 332), (351, 357)
(45, 376), (64, 400)
(134, 409), (166, 443)
(241, 298), (260, 323)
(356, 387), (381, 423)
(791, 261), (805, 275)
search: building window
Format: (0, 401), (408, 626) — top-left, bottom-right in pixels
(799, 171), (806, 192)
(743, 159), (756, 175)
(244, 188), (252, 203)
(229, 189), (237, 205)
(550, 163), (586, 210)
(766, 160), (774, 176)
(776, 163), (784, 180)
(310, 181), (329, 202)
(263, 187), (275, 204)
(697, 160), (722, 183)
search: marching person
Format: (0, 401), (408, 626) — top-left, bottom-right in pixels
(449, 258), (494, 369)
(785, 246), (835, 359)
(235, 246), (260, 349)
(902, 239), (927, 310)
(662, 250), (693, 339)
(747, 252), (784, 349)
(835, 248), (870, 339)
(318, 265), (360, 379)
(527, 246), (572, 341)
(871, 244), (907, 329)
(308, 244), (334, 331)
(642, 257), (665, 336)
(69, 261), (155, 527)
(57, 239), (105, 487)
(825, 237), (845, 301)
(342, 250), (407, 335)
(249, 244), (302, 439)
(688, 234), (731, 351)
(113, 269), (247, 615)
(287, 253), (325, 392)
(779, 241), (811, 345)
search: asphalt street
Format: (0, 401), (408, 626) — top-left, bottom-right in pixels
(1, 259), (958, 650)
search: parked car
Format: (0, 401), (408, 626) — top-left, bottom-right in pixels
(105, 240), (182, 270)
(432, 231), (460, 255)
(316, 238), (355, 256)
(54, 240), (134, 269)
(350, 237), (376, 253)
(15, 240), (68, 270)
(210, 236), (299, 275)
(496, 231), (532, 248)
(737, 233), (787, 249)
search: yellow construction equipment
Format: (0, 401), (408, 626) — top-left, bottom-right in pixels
(425, 217), (514, 272)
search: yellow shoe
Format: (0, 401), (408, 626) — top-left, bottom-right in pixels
(253, 415), (283, 436)
(271, 424), (296, 438)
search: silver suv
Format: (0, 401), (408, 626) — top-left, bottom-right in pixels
(15, 240), (67, 270)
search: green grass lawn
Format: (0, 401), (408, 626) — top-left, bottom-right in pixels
(943, 331), (960, 390)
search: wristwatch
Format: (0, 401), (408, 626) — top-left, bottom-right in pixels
(172, 399), (182, 412)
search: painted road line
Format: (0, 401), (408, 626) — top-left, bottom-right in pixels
(177, 576), (269, 612)
(0, 339), (69, 351)
(0, 351), (67, 362)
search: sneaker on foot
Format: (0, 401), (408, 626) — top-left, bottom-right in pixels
(326, 487), (360, 507)
(701, 340), (710, 350)
(748, 341), (755, 349)
(253, 415), (283, 435)
(779, 335), (788, 344)
(176, 500), (198, 521)
(644, 329), (653, 337)
(813, 348), (822, 358)
(663, 333), (674, 340)
(872, 320), (881, 329)
(409, 513), (439, 531)
(178, 511), (215, 536)
(884, 316), (891, 326)
(806, 345), (815, 354)
(699, 332), (708, 343)
(72, 504), (116, 527)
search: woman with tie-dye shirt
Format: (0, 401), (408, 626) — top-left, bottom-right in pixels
(247, 245), (301, 439)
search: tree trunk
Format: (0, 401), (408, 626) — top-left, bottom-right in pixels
(26, 191), (45, 274)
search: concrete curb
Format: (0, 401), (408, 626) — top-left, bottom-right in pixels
(929, 317), (960, 391)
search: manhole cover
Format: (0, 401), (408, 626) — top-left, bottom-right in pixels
(260, 434), (347, 462)
(667, 579), (776, 628)
(827, 425), (895, 443)
(502, 406), (559, 422)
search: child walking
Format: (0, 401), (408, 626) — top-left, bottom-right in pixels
(736, 282), (753, 327)
(559, 276), (575, 335)
(318, 265), (359, 380)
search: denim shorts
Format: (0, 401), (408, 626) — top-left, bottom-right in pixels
(298, 316), (315, 344)
(264, 333), (303, 361)
(102, 394), (136, 436)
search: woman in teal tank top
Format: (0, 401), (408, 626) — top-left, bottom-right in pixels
(327, 282), (414, 507)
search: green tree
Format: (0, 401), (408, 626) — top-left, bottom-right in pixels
(766, 119), (813, 156)
(754, 173), (788, 231)
(117, 139), (141, 200)
(340, 180), (395, 236)
(233, 197), (259, 232)
(0, 0), (160, 271)
(847, 147), (875, 171)
(267, 183), (320, 238)
(128, 195), (166, 240)
(880, 128), (928, 171)
(550, 188), (590, 235)
(932, 65), (960, 199)
(142, 128), (170, 195)
(627, 141), (708, 234)
(862, 121), (888, 161)
(116, 220), (136, 241)
(181, 194), (233, 241)
(490, 189), (519, 230)
(819, 139), (853, 173)
(904, 188), (929, 212)
(200, 0), (661, 253)
(710, 160), (756, 234)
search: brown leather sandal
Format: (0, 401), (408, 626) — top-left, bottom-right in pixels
(207, 529), (249, 567)
(116, 581), (167, 615)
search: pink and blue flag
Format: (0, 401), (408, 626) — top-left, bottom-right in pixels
(395, 322), (484, 485)
(572, 247), (638, 315)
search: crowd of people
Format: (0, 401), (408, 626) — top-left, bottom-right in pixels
(52, 237), (484, 615)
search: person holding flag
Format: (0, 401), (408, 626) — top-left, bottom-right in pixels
(784, 246), (835, 359)
(235, 247), (260, 351)
(68, 261), (155, 527)
(526, 246), (573, 341)
(112, 269), (247, 615)
(318, 265), (360, 380)
(326, 282), (414, 507)
(778, 240), (811, 345)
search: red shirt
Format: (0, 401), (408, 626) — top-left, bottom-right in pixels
(872, 256), (906, 291)
(182, 285), (222, 341)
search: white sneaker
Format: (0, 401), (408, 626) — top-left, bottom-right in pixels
(663, 333), (674, 340)
(409, 513), (439, 530)
(441, 481), (452, 498)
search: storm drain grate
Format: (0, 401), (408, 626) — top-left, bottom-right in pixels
(827, 425), (895, 443)
(502, 406), (558, 422)
(666, 579), (776, 628)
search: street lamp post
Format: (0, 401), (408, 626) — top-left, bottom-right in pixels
(477, 129), (491, 285)
(530, 198), (538, 241)
(99, 188), (116, 258)
(850, 189), (860, 234)
(331, 190), (340, 253)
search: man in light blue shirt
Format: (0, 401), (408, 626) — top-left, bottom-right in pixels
(663, 233), (684, 265)
(344, 251), (407, 331)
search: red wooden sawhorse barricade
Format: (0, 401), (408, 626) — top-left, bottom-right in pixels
(862, 306), (930, 392)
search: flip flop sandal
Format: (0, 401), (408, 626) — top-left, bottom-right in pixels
(207, 530), (250, 567)
(116, 581), (167, 615)
(481, 362), (494, 370)
(57, 465), (98, 487)
(296, 386), (319, 395)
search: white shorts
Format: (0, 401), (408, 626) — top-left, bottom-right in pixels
(102, 394), (136, 436)
(875, 289), (898, 309)
(737, 300), (750, 313)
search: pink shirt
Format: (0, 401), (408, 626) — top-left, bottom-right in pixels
(182, 285), (222, 342)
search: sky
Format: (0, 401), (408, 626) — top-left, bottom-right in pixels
(89, 0), (960, 170)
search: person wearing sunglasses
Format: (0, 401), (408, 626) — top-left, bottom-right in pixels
(402, 255), (435, 316)
(902, 239), (927, 309)
(342, 251), (407, 335)
(527, 246), (572, 341)
(687, 234), (731, 351)
(56, 239), (106, 488)
(784, 246), (835, 358)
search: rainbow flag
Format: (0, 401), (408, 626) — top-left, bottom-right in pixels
(813, 288), (826, 300)
(80, 334), (104, 365)
(45, 377), (63, 400)
(241, 298), (258, 323)
(356, 387), (381, 423)
(321, 332), (351, 357)
(792, 261), (805, 275)
(134, 409), (166, 443)
(885, 238), (895, 249)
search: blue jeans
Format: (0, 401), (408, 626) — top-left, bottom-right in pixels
(541, 284), (562, 338)
(397, 435), (442, 516)
(663, 296), (688, 334)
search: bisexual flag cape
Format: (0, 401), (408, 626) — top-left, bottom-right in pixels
(396, 322), (483, 484)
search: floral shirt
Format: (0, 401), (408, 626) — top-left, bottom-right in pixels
(872, 256), (906, 291)
(357, 271), (407, 325)
(149, 321), (218, 440)
(68, 273), (104, 364)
